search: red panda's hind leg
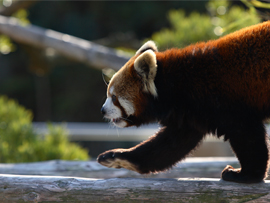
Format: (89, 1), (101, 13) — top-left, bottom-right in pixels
(222, 121), (269, 183)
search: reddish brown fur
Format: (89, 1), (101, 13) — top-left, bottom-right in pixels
(155, 21), (270, 111)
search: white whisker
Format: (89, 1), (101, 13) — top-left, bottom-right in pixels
(102, 72), (109, 86)
(116, 127), (120, 137)
(120, 116), (133, 123)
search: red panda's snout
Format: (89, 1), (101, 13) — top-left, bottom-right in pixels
(101, 99), (125, 128)
(101, 89), (136, 128)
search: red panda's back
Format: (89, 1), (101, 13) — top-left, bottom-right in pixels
(156, 21), (270, 112)
(216, 21), (270, 110)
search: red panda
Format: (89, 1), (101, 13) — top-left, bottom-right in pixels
(98, 21), (270, 183)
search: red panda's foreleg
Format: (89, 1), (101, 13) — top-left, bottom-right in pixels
(97, 122), (204, 174)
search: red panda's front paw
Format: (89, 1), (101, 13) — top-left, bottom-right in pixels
(97, 149), (139, 173)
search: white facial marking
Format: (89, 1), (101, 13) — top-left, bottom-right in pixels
(102, 97), (121, 119)
(109, 86), (114, 96)
(102, 96), (128, 128)
(115, 120), (127, 128)
(118, 97), (135, 116)
(103, 84), (133, 128)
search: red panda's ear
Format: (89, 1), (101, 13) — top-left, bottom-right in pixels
(136, 41), (158, 56)
(134, 50), (158, 97)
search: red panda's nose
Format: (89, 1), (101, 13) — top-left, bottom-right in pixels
(101, 107), (106, 115)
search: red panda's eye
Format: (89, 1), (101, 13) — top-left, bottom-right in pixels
(112, 95), (117, 103)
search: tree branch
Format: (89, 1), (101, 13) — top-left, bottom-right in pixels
(0, 158), (269, 202)
(0, 175), (270, 202)
(0, 15), (129, 71)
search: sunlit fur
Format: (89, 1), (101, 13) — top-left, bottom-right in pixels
(136, 40), (158, 55)
(134, 50), (158, 97)
(99, 21), (270, 183)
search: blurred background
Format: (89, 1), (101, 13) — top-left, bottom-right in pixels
(0, 0), (269, 162)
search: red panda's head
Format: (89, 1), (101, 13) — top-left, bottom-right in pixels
(101, 41), (158, 128)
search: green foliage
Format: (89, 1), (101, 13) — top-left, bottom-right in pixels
(0, 0), (30, 54)
(152, 10), (215, 49)
(0, 96), (89, 163)
(0, 8), (29, 54)
(12, 9), (30, 26)
(242, 0), (270, 9)
(0, 35), (15, 54)
(151, 0), (261, 50)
